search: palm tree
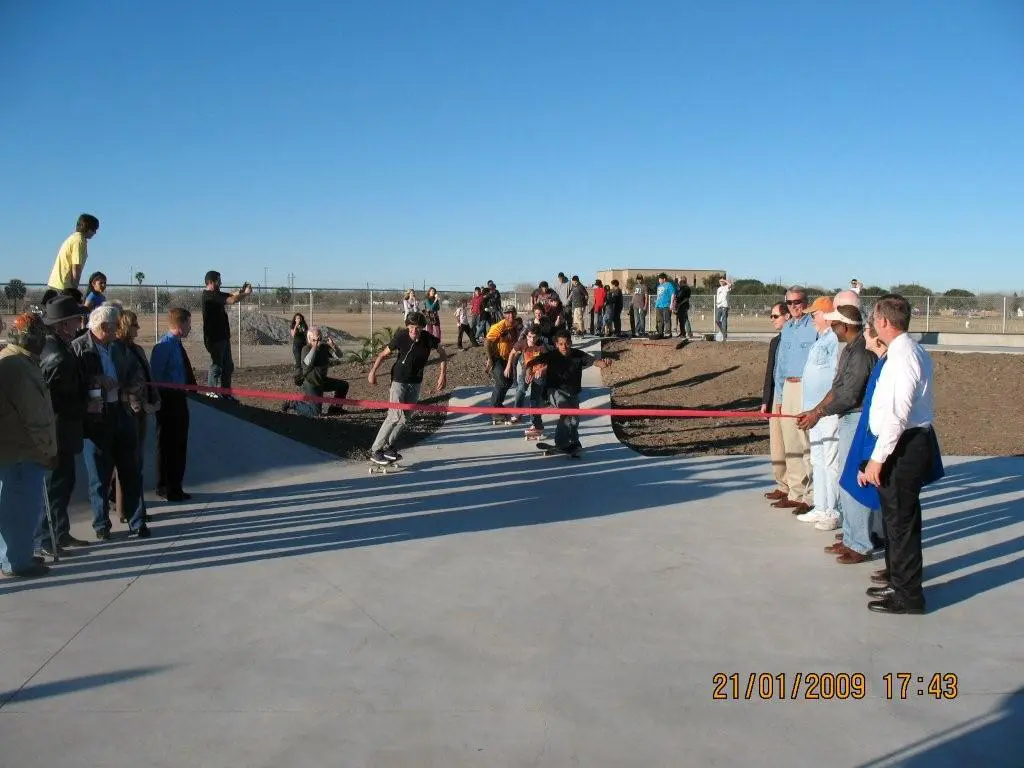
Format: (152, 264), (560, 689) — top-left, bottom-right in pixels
(135, 272), (145, 286)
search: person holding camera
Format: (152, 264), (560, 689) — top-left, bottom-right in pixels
(201, 270), (252, 398)
(287, 326), (350, 418)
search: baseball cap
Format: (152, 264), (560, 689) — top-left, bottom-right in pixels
(503, 305), (517, 314)
(808, 297), (834, 315)
(824, 304), (863, 325)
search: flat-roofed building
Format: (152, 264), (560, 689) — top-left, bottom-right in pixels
(595, 268), (725, 289)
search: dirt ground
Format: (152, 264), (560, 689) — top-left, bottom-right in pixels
(206, 338), (1023, 460)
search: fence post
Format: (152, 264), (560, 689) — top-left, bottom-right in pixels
(153, 286), (158, 342)
(369, 287), (374, 341)
(309, 289), (314, 327)
(925, 296), (930, 333)
(1004, 296), (1008, 334)
(237, 301), (242, 369)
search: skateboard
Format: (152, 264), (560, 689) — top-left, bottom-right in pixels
(524, 430), (544, 441)
(368, 461), (407, 475)
(536, 442), (581, 459)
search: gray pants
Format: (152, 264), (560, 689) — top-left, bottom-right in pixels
(371, 381), (421, 453)
(549, 390), (580, 448)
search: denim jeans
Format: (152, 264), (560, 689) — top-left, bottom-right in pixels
(808, 414), (840, 517)
(490, 360), (514, 409)
(838, 412), (875, 554)
(715, 307), (729, 339)
(83, 408), (142, 533)
(37, 448), (76, 549)
(206, 338), (235, 389)
(549, 390), (580, 448)
(0, 461), (46, 573)
(371, 381), (421, 453)
(513, 370), (545, 430)
(633, 307), (647, 335)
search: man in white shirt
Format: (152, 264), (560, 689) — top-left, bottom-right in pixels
(850, 279), (863, 296)
(714, 278), (732, 341)
(860, 294), (941, 615)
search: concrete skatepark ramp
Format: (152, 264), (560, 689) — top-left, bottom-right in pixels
(1, 352), (1023, 766)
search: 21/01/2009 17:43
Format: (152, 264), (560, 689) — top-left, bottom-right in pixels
(711, 672), (959, 701)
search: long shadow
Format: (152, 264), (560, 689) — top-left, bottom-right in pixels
(858, 687), (1024, 767)
(0, 665), (173, 708)
(0, 450), (770, 595)
(630, 366), (739, 397)
(612, 364), (685, 389)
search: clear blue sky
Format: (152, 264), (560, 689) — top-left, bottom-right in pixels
(2, 1), (1022, 293)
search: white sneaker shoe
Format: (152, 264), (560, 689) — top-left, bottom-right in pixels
(814, 515), (841, 531)
(796, 509), (824, 523)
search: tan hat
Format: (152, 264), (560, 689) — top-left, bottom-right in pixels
(824, 304), (863, 325)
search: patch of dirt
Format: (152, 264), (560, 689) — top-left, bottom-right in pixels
(202, 338), (1023, 459)
(602, 338), (1024, 457)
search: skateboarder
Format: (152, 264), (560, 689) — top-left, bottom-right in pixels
(366, 311), (447, 465)
(524, 328), (610, 453)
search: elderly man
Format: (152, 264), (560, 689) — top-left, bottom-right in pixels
(762, 302), (791, 501)
(799, 304), (878, 561)
(71, 304), (149, 539)
(0, 314), (58, 578)
(37, 296), (92, 558)
(794, 297), (840, 529)
(770, 286), (818, 513)
(291, 326), (350, 417)
(485, 305), (523, 424)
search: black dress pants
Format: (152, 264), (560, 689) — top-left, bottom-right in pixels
(878, 428), (934, 607)
(156, 392), (190, 495)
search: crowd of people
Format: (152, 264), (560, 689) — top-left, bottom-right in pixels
(760, 285), (944, 615)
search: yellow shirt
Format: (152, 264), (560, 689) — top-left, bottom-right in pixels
(47, 232), (89, 290)
(485, 318), (519, 360)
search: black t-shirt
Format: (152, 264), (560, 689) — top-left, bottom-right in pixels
(292, 321), (308, 348)
(676, 284), (691, 310)
(532, 348), (594, 396)
(388, 329), (440, 384)
(202, 290), (230, 343)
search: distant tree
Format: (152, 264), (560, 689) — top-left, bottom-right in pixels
(275, 286), (292, 307)
(860, 285), (887, 296)
(729, 278), (765, 295)
(943, 288), (975, 297)
(1013, 292), (1020, 313)
(513, 282), (535, 294)
(764, 282), (788, 295)
(890, 283), (933, 296)
(702, 272), (726, 291)
(134, 271), (145, 286)
(4, 278), (27, 313)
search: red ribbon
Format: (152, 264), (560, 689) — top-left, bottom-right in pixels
(151, 381), (789, 420)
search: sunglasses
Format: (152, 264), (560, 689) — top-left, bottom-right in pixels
(785, 299), (805, 306)
(770, 314), (783, 319)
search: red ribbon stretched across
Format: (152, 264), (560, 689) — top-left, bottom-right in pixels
(151, 381), (791, 420)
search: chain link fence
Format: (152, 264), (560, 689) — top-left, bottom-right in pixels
(3, 283), (1023, 369)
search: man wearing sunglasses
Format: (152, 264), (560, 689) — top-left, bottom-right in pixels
(761, 302), (790, 502)
(769, 287), (818, 514)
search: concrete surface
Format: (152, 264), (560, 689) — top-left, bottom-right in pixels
(1, 341), (1023, 767)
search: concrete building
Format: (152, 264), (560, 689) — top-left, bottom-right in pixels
(595, 268), (726, 289)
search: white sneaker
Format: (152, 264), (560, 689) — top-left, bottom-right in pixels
(814, 515), (841, 531)
(796, 509), (824, 523)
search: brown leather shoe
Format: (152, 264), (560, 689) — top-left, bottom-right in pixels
(837, 550), (871, 564)
(870, 569), (890, 584)
(824, 542), (846, 554)
(764, 490), (788, 501)
(789, 503), (812, 515)
(771, 498), (801, 509)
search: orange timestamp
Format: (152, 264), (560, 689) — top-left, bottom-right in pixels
(711, 672), (959, 701)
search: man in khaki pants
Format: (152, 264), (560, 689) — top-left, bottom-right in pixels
(770, 287), (819, 515)
(761, 301), (790, 500)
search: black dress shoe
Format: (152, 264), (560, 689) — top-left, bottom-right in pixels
(866, 585), (894, 598)
(59, 535), (91, 548)
(870, 569), (890, 584)
(868, 596), (925, 615)
(95, 529), (111, 541)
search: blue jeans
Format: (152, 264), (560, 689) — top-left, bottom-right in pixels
(206, 338), (234, 389)
(0, 462), (46, 573)
(838, 412), (876, 554)
(716, 307), (729, 339)
(633, 307), (647, 335)
(549, 390), (580, 448)
(83, 408), (142, 533)
(513, 369), (544, 430)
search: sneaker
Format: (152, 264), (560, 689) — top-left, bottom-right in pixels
(492, 416), (506, 426)
(95, 528), (111, 541)
(370, 450), (390, 465)
(131, 525), (152, 539)
(2, 563), (50, 579)
(508, 415), (521, 424)
(814, 515), (841, 531)
(382, 448), (401, 462)
(37, 543), (65, 558)
(796, 509), (825, 523)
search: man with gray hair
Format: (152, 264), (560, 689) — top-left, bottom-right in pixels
(797, 304), (878, 559)
(71, 304), (149, 540)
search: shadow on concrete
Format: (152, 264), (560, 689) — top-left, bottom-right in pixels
(0, 665), (173, 708)
(631, 365), (739, 396)
(858, 687), (1024, 767)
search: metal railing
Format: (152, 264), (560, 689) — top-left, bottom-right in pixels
(3, 283), (1022, 369)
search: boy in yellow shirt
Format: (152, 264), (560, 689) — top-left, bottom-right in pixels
(46, 214), (100, 293)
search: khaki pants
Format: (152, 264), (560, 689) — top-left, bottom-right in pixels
(572, 307), (586, 333)
(780, 381), (812, 504)
(769, 407), (788, 493)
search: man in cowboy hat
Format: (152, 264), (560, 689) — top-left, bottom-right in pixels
(36, 296), (92, 557)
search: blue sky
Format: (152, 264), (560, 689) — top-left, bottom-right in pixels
(2, 1), (1022, 293)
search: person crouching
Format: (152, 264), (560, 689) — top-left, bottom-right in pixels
(289, 326), (350, 417)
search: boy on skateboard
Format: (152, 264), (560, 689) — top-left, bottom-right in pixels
(524, 328), (609, 454)
(366, 311), (447, 465)
(505, 326), (549, 436)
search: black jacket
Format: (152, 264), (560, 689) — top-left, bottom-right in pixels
(70, 332), (144, 443)
(40, 331), (88, 453)
(762, 333), (782, 408)
(299, 343), (345, 391)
